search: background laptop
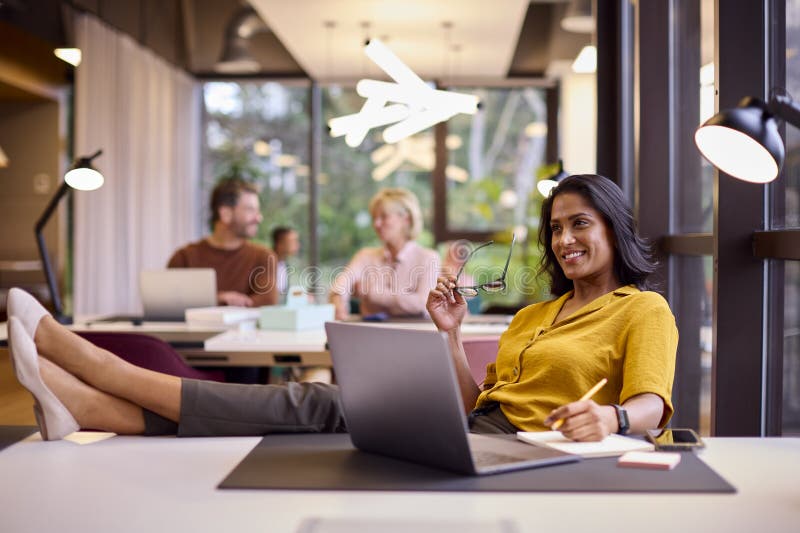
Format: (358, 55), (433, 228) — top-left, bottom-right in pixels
(325, 322), (578, 476)
(140, 268), (217, 320)
(89, 268), (217, 324)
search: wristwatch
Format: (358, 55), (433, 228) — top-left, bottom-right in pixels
(611, 404), (630, 435)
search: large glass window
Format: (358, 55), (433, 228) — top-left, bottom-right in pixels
(202, 81), (310, 269)
(319, 85), (434, 282)
(781, 0), (800, 435)
(671, 255), (714, 436)
(676, 0), (714, 234)
(445, 87), (548, 234)
(200, 81), (550, 308)
(782, 0), (800, 229)
(785, 261), (800, 435)
(444, 86), (550, 309)
(635, 0), (714, 433)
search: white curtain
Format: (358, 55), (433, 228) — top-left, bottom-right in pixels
(73, 14), (201, 316)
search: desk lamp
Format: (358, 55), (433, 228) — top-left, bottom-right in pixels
(35, 149), (104, 324)
(537, 159), (569, 197)
(695, 93), (800, 183)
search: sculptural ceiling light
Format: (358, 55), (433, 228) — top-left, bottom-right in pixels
(328, 38), (480, 147)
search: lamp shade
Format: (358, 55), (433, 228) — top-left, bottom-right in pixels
(65, 167), (103, 190)
(215, 7), (265, 73)
(65, 150), (105, 190)
(694, 97), (784, 183)
(216, 38), (260, 73)
(35, 149), (104, 323)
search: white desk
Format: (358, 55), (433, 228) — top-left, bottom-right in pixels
(0, 319), (507, 368)
(70, 320), (227, 344)
(54, 316), (512, 368)
(0, 434), (798, 532)
(194, 319), (509, 367)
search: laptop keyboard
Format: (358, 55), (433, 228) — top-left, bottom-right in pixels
(471, 450), (527, 468)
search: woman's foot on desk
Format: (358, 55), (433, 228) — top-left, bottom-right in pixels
(7, 288), (50, 340)
(7, 318), (79, 440)
(7, 288), (104, 377)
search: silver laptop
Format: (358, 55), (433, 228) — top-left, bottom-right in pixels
(325, 322), (578, 476)
(139, 268), (217, 321)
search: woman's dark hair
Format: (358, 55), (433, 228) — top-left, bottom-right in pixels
(538, 174), (656, 296)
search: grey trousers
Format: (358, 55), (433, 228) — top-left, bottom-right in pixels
(143, 379), (518, 437)
(143, 379), (347, 437)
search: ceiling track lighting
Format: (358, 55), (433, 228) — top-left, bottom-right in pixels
(561, 0), (595, 34)
(215, 7), (269, 74)
(695, 92), (800, 184)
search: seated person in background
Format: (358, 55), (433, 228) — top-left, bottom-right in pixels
(7, 174), (677, 442)
(268, 225), (319, 383)
(271, 226), (301, 299)
(168, 177), (278, 307)
(329, 188), (439, 321)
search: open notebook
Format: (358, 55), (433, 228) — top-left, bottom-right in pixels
(517, 431), (654, 458)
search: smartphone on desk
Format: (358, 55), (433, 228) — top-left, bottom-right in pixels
(646, 428), (705, 451)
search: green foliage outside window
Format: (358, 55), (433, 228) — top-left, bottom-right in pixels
(202, 81), (553, 307)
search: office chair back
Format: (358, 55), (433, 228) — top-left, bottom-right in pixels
(76, 332), (226, 382)
(461, 336), (499, 387)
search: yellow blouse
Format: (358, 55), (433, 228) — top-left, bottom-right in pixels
(476, 285), (678, 432)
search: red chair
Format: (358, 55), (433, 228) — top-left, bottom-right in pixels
(76, 332), (226, 382)
(462, 336), (499, 387)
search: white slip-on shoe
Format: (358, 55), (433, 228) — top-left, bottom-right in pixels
(7, 317), (79, 441)
(7, 288), (50, 340)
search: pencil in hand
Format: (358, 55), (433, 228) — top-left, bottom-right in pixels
(549, 378), (608, 431)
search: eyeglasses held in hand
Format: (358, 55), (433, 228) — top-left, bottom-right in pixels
(453, 234), (516, 297)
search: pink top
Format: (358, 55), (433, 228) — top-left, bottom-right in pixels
(331, 241), (440, 317)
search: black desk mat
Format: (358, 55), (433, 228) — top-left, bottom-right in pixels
(218, 433), (736, 493)
(0, 426), (38, 452)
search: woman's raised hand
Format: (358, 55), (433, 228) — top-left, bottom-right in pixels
(426, 275), (468, 333)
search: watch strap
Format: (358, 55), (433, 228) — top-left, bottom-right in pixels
(611, 403), (630, 435)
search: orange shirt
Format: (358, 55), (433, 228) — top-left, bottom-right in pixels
(167, 239), (278, 306)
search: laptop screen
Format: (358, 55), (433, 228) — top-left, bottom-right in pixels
(139, 268), (217, 320)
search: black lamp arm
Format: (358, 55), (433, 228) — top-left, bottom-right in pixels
(768, 94), (800, 129)
(34, 180), (71, 322)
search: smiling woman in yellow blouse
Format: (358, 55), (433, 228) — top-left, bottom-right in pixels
(428, 174), (678, 442)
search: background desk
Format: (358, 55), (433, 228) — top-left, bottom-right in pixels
(0, 434), (798, 532)
(59, 316), (512, 368)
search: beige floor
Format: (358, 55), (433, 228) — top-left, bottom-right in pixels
(0, 348), (36, 425)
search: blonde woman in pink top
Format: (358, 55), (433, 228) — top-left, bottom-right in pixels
(329, 188), (440, 320)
